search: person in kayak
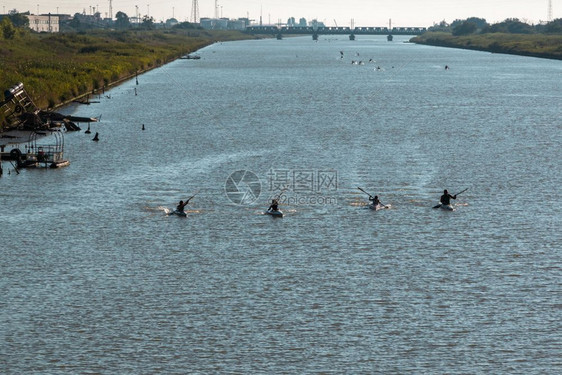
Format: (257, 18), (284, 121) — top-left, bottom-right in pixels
(369, 195), (383, 207)
(268, 199), (279, 212)
(440, 189), (457, 206)
(176, 198), (192, 213)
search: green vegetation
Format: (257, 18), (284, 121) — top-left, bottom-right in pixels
(411, 32), (562, 60)
(411, 18), (562, 60)
(0, 23), (255, 110)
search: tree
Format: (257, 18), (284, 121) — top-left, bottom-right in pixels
(172, 21), (199, 30)
(141, 15), (154, 30)
(452, 21), (477, 36)
(544, 18), (562, 34)
(486, 18), (534, 34)
(8, 11), (30, 28)
(115, 11), (130, 29)
(1, 17), (17, 39)
(464, 17), (488, 30)
(429, 20), (451, 32)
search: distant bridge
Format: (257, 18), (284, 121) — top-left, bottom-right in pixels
(246, 25), (427, 38)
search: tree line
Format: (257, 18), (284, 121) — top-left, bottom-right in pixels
(429, 17), (562, 36)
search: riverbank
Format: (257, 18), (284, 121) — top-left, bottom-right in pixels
(410, 32), (562, 60)
(0, 29), (257, 124)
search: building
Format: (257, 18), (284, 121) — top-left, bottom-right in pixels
(199, 17), (249, 31)
(27, 14), (59, 33)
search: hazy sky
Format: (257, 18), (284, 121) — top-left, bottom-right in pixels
(4, 0), (559, 27)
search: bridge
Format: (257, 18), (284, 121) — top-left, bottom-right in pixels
(245, 25), (427, 40)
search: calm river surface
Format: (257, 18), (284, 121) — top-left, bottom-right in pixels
(1, 35), (561, 373)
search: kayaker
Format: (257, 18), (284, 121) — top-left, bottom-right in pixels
(440, 189), (457, 206)
(268, 199), (279, 212)
(369, 195), (383, 207)
(176, 198), (192, 213)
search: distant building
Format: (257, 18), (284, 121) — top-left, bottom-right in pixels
(200, 17), (247, 30)
(309, 19), (325, 28)
(27, 14), (59, 33)
(227, 19), (247, 31)
(287, 17), (308, 28)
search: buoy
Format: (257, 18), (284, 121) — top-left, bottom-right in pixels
(142, 124), (145, 130)
(92, 132), (99, 141)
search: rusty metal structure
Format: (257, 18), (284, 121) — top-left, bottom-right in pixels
(0, 82), (42, 131)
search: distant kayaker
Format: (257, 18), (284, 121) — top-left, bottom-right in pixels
(176, 198), (192, 213)
(369, 195), (383, 207)
(440, 189), (456, 205)
(268, 199), (279, 212)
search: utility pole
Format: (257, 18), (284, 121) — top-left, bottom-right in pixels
(108, 0), (113, 19)
(548, 0), (553, 21)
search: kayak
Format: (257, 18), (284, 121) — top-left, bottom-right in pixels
(368, 203), (390, 211)
(265, 209), (284, 217)
(169, 209), (187, 217)
(437, 204), (454, 211)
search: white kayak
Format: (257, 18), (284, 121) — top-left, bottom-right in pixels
(368, 203), (390, 211)
(436, 204), (454, 211)
(169, 209), (187, 217)
(265, 209), (284, 217)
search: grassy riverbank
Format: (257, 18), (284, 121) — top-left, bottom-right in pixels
(0, 29), (256, 111)
(411, 32), (562, 60)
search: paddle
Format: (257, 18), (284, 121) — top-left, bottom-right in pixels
(433, 188), (468, 208)
(455, 188), (468, 196)
(185, 193), (197, 203)
(357, 187), (373, 199)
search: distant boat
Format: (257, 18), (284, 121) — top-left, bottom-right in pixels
(180, 54), (201, 60)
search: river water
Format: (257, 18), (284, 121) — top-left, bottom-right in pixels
(1, 35), (561, 373)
